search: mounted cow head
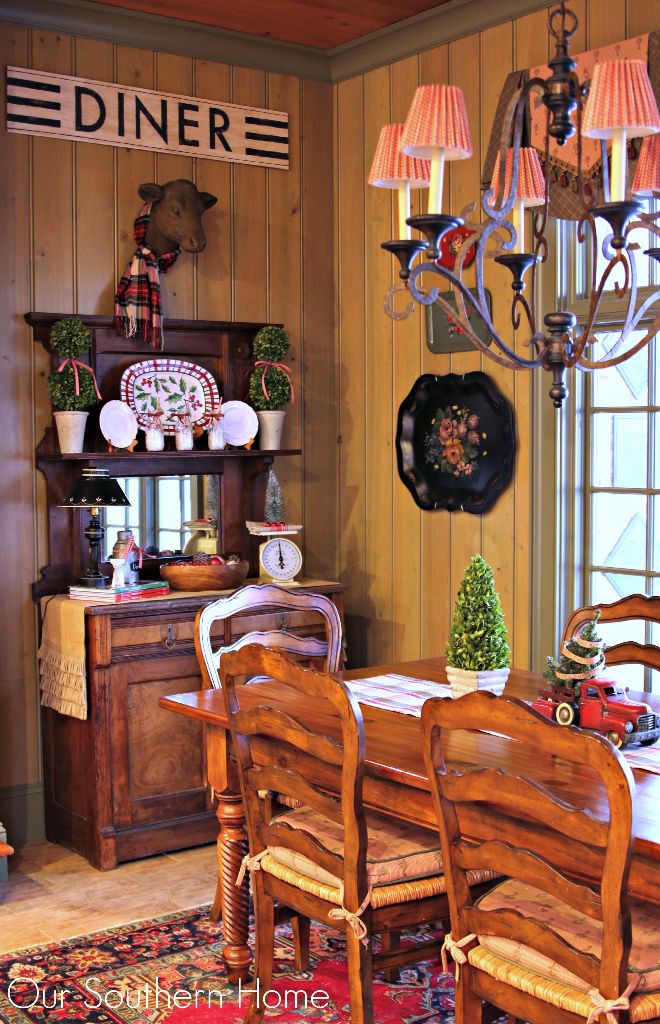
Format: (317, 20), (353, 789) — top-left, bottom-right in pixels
(138, 179), (218, 255)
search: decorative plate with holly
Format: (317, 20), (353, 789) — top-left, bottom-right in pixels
(120, 358), (220, 434)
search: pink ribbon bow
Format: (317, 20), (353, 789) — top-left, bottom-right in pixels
(255, 360), (295, 403)
(57, 358), (102, 400)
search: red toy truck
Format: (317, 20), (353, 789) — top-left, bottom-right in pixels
(532, 679), (659, 748)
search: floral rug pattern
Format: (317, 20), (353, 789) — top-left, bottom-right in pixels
(0, 907), (457, 1023)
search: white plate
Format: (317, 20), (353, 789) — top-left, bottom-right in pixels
(99, 400), (138, 448)
(221, 401), (258, 446)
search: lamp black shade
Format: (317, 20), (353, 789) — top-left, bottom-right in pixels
(61, 468), (130, 509)
(60, 470), (130, 587)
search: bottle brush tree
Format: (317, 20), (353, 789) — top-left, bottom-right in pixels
(47, 317), (98, 412)
(543, 610), (605, 694)
(446, 554), (510, 671)
(264, 467), (286, 522)
(249, 325), (292, 411)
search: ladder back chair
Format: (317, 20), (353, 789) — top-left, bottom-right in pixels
(562, 594), (660, 673)
(221, 644), (497, 1024)
(195, 584), (344, 932)
(421, 691), (660, 1024)
(195, 583), (344, 690)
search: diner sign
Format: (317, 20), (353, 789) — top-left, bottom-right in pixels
(5, 66), (289, 169)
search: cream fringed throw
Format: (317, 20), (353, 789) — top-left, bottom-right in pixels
(38, 597), (88, 720)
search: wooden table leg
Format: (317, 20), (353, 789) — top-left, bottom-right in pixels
(215, 791), (251, 983)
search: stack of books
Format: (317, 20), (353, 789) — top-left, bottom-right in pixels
(69, 580), (170, 602)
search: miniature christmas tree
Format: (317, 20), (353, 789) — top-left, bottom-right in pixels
(544, 610), (605, 694)
(446, 554), (510, 671)
(264, 467), (285, 523)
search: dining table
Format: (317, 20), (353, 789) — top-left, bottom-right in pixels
(159, 656), (660, 983)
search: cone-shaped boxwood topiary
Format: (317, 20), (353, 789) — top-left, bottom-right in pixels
(249, 325), (292, 411)
(446, 554), (510, 671)
(47, 317), (98, 412)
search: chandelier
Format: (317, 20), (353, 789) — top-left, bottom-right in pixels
(369, 3), (660, 407)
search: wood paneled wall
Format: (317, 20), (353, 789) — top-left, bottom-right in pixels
(0, 24), (334, 804)
(334, 0), (660, 669)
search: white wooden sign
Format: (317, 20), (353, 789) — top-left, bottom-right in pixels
(5, 66), (289, 169)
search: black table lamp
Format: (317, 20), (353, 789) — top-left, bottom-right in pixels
(60, 469), (130, 587)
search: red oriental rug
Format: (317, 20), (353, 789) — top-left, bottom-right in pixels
(0, 906), (457, 1023)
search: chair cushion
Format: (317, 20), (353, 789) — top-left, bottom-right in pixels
(268, 805), (444, 887)
(467, 878), (660, 1022)
(476, 879), (660, 991)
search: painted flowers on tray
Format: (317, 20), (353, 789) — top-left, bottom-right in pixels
(133, 374), (204, 415)
(424, 405), (487, 477)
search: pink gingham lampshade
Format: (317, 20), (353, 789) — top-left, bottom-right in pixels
(632, 134), (660, 195)
(583, 60), (660, 138)
(368, 123), (430, 188)
(400, 84), (473, 160)
(490, 147), (546, 207)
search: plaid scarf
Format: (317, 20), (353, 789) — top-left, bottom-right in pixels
(114, 203), (180, 349)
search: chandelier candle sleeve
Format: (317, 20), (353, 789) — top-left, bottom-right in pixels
(400, 85), (472, 214)
(368, 123), (430, 239)
(583, 59), (660, 203)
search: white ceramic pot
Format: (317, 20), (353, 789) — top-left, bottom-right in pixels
(54, 411), (88, 454)
(257, 409), (286, 450)
(445, 665), (510, 699)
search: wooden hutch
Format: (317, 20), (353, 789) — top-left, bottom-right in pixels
(29, 314), (344, 869)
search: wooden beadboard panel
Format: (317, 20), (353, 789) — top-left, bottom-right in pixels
(231, 66), (268, 323)
(0, 24), (334, 799)
(268, 72), (303, 528)
(301, 78), (337, 582)
(364, 63), (394, 663)
(115, 46), (157, 287)
(0, 23), (41, 789)
(74, 38), (116, 315)
(627, 0), (660, 34)
(194, 59), (232, 321)
(155, 52), (195, 321)
(336, 74), (368, 667)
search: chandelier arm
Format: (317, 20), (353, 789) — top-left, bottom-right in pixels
(576, 319), (658, 369)
(567, 254), (634, 365)
(384, 282), (416, 321)
(410, 261), (546, 368)
(511, 291), (535, 333)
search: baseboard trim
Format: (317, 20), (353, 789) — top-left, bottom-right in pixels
(0, 783), (45, 846)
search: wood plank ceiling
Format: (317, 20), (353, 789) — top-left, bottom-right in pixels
(89, 0), (453, 50)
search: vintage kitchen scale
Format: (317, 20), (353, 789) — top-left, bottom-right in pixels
(246, 521), (303, 583)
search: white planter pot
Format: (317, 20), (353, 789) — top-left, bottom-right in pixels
(54, 411), (88, 454)
(257, 409), (286, 451)
(445, 665), (510, 699)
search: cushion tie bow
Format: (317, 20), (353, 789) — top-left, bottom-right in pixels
(328, 885), (371, 946)
(441, 932), (477, 980)
(586, 975), (641, 1024)
(235, 849), (268, 887)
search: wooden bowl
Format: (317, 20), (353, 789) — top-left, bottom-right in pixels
(160, 559), (249, 592)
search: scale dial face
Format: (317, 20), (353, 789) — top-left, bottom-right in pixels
(259, 537), (303, 582)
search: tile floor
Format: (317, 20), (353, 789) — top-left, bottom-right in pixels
(0, 841), (217, 954)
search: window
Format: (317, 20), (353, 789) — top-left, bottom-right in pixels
(104, 476), (194, 554)
(558, 201), (660, 692)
